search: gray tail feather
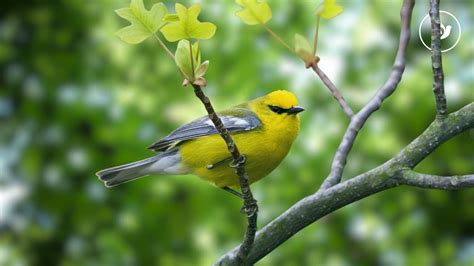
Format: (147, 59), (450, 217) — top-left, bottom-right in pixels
(96, 154), (164, 187)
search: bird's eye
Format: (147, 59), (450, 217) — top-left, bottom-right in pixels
(268, 105), (284, 114)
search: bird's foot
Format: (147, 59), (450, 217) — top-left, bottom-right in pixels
(240, 198), (258, 217)
(229, 154), (246, 168)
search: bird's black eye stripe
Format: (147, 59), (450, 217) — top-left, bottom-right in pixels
(268, 105), (287, 114)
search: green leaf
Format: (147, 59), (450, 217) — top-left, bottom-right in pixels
(315, 0), (344, 19)
(294, 34), (314, 65)
(115, 0), (168, 44)
(175, 39), (201, 81)
(235, 0), (272, 25)
(160, 3), (217, 42)
(195, 60), (209, 78)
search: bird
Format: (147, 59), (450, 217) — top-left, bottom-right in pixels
(96, 90), (304, 197)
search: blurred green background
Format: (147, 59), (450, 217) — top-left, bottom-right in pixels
(1, 0), (473, 265)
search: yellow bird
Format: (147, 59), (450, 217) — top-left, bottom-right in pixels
(96, 90), (304, 196)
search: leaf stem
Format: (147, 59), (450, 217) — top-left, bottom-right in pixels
(188, 40), (195, 80)
(153, 33), (175, 60)
(312, 16), (321, 55)
(262, 25), (296, 55)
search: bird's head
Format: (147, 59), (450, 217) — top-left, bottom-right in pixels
(250, 90), (304, 139)
(255, 90), (305, 117)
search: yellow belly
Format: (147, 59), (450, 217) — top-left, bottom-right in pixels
(179, 129), (294, 188)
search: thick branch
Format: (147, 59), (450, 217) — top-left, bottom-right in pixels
(320, 0), (415, 189)
(429, 0), (447, 116)
(311, 64), (354, 118)
(401, 170), (474, 190)
(215, 102), (474, 265)
(191, 84), (258, 263)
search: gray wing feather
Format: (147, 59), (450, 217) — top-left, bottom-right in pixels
(148, 108), (261, 152)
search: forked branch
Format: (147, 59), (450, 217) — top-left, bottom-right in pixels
(214, 0), (473, 264)
(320, 0), (414, 189)
(215, 102), (474, 265)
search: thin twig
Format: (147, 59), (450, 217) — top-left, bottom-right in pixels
(319, 0), (414, 189)
(401, 170), (474, 189)
(263, 17), (353, 118)
(151, 14), (258, 263)
(429, 0), (447, 116)
(311, 64), (354, 118)
(153, 27), (259, 261)
(215, 102), (474, 265)
(191, 84), (258, 263)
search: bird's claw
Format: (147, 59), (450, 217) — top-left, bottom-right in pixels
(229, 154), (246, 168)
(240, 199), (258, 217)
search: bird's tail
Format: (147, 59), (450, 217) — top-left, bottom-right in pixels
(96, 149), (187, 187)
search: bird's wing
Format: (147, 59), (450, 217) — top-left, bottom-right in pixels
(148, 108), (261, 152)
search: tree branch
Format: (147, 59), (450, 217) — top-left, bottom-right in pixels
(191, 84), (258, 263)
(319, 0), (415, 189)
(429, 0), (447, 116)
(215, 102), (474, 265)
(401, 170), (474, 190)
(311, 63), (354, 118)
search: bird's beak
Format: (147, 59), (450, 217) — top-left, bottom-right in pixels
(288, 106), (305, 114)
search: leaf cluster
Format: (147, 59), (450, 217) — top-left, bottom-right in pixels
(116, 0), (216, 83)
(115, 0), (345, 82)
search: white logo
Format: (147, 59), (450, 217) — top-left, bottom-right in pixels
(440, 24), (451, 40)
(418, 10), (461, 52)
